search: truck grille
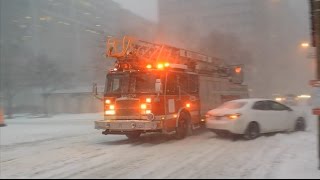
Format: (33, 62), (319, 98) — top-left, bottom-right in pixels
(115, 99), (140, 116)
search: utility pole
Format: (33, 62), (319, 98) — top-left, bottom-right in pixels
(310, 0), (320, 170)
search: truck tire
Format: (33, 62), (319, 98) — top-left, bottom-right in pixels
(175, 111), (191, 140)
(175, 120), (187, 140)
(126, 132), (141, 140)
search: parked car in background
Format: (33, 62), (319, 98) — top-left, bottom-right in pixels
(206, 99), (306, 140)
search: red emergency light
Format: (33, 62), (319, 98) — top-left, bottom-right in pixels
(235, 67), (242, 74)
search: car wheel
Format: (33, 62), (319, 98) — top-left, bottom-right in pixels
(244, 122), (260, 140)
(126, 132), (141, 140)
(295, 117), (306, 131)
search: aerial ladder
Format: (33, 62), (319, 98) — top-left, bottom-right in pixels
(105, 36), (244, 83)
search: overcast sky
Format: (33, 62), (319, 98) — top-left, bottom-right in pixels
(113, 0), (158, 22)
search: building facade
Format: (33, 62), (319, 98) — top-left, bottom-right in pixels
(158, 0), (311, 97)
(0, 0), (156, 115)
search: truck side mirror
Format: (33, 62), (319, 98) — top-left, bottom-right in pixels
(92, 83), (103, 101)
(155, 79), (162, 94)
(92, 83), (98, 96)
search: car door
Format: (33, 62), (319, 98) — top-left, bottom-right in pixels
(268, 101), (292, 131)
(251, 101), (272, 133)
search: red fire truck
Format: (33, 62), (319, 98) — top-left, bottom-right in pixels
(94, 36), (249, 139)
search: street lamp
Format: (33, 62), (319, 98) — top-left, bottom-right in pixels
(301, 42), (310, 48)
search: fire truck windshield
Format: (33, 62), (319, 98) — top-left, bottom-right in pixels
(105, 72), (158, 95)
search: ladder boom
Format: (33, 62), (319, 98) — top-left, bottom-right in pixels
(105, 36), (244, 84)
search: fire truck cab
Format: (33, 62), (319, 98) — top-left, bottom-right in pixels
(94, 36), (249, 139)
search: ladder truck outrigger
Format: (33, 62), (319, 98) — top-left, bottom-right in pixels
(94, 36), (249, 140)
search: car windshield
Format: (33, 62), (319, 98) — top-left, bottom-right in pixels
(217, 101), (247, 109)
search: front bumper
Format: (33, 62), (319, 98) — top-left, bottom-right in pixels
(95, 120), (161, 132)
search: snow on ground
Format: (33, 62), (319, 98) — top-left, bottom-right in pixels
(0, 113), (102, 146)
(0, 107), (320, 179)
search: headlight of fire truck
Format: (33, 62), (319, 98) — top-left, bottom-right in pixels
(104, 99), (115, 115)
(141, 98), (154, 121)
(140, 103), (152, 115)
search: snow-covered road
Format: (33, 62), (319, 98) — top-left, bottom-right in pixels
(1, 109), (320, 179)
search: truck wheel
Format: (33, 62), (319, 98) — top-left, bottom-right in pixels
(175, 120), (187, 140)
(126, 132), (141, 140)
(175, 111), (190, 140)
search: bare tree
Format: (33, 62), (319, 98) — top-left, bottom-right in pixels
(29, 54), (73, 116)
(0, 0), (36, 118)
(0, 43), (32, 119)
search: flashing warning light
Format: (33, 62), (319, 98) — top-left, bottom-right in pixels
(109, 105), (115, 110)
(146, 64), (152, 69)
(157, 64), (164, 69)
(164, 63), (170, 67)
(105, 99), (111, 104)
(186, 103), (191, 108)
(146, 110), (152, 114)
(146, 98), (152, 103)
(235, 67), (242, 74)
(141, 104), (147, 109)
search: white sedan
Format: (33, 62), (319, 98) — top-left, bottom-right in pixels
(206, 99), (306, 140)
